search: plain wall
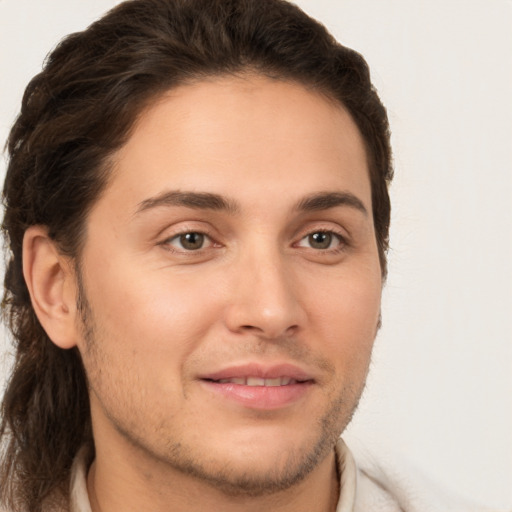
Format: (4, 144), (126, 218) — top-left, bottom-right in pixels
(1, 0), (511, 508)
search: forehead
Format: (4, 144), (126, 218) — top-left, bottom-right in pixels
(101, 75), (371, 218)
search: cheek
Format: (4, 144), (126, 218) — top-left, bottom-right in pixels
(307, 270), (381, 366)
(80, 263), (227, 417)
(83, 258), (225, 359)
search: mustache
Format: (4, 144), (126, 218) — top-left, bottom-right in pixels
(193, 335), (336, 376)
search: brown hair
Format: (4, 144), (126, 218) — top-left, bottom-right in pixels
(0, 0), (392, 509)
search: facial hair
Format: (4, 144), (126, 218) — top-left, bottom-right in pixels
(75, 267), (367, 498)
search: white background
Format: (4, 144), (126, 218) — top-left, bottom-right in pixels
(1, 0), (511, 509)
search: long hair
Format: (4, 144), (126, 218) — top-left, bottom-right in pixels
(0, 0), (393, 509)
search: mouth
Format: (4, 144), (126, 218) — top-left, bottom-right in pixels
(206, 376), (306, 386)
(199, 364), (314, 410)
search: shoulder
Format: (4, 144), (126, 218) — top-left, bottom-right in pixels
(338, 438), (504, 512)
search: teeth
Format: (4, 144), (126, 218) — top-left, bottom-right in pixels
(247, 377), (265, 386)
(216, 377), (297, 386)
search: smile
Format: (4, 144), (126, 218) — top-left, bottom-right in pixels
(199, 364), (315, 410)
(213, 377), (302, 386)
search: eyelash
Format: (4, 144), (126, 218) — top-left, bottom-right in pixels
(160, 229), (217, 253)
(160, 228), (347, 256)
(295, 230), (347, 253)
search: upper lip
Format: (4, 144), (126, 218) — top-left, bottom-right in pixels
(200, 363), (314, 382)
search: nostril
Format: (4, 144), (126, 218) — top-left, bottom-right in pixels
(237, 323), (299, 340)
(241, 325), (258, 331)
(224, 292), (305, 338)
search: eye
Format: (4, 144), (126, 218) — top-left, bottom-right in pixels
(297, 231), (344, 250)
(165, 232), (210, 251)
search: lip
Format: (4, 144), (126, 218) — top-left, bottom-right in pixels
(199, 363), (314, 410)
(200, 363), (313, 382)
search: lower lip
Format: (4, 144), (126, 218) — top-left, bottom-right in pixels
(200, 380), (313, 410)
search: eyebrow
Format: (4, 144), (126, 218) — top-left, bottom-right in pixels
(136, 190), (240, 215)
(294, 191), (368, 216)
(135, 190), (368, 217)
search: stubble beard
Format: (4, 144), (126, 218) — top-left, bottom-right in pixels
(76, 271), (367, 498)
(150, 390), (358, 498)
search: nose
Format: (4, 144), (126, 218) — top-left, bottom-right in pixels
(223, 247), (306, 340)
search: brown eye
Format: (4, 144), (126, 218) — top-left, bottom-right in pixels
(297, 231), (344, 251)
(179, 232), (205, 250)
(308, 232), (333, 249)
(166, 232), (208, 251)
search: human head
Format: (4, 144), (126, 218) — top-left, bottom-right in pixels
(1, 0), (392, 509)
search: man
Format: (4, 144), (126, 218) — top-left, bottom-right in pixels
(0, 1), (498, 511)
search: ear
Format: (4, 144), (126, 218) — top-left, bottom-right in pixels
(23, 226), (79, 349)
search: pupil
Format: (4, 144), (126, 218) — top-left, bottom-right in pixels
(180, 232), (204, 250)
(309, 232), (331, 249)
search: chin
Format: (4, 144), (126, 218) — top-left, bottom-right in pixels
(163, 421), (338, 496)
(172, 438), (332, 498)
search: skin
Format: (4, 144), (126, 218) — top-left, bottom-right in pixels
(25, 75), (382, 512)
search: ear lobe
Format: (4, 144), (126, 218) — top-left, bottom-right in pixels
(23, 226), (79, 349)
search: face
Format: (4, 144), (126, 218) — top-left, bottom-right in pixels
(75, 75), (382, 495)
